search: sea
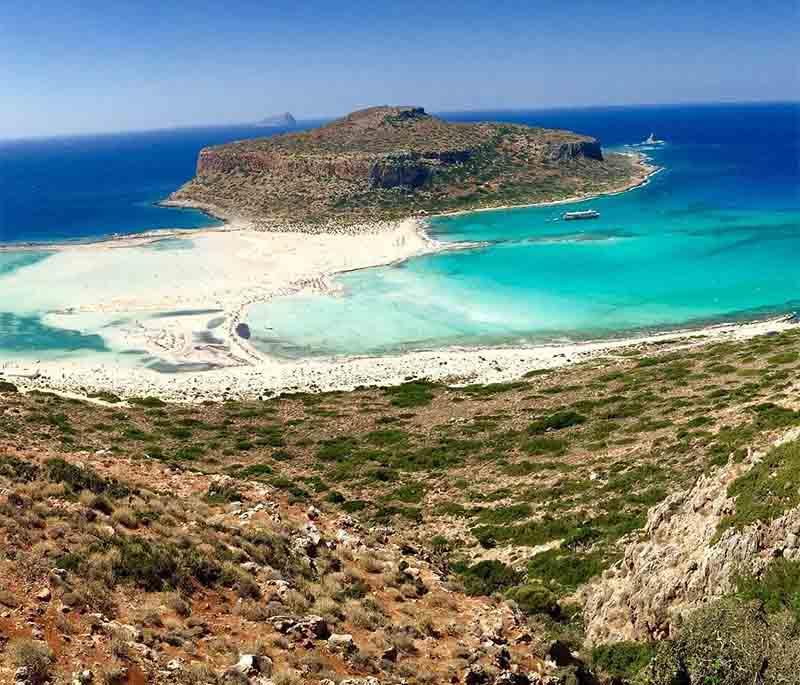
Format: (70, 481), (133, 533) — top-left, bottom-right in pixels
(1, 103), (798, 362)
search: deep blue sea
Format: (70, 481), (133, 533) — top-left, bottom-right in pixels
(0, 103), (798, 361)
(0, 122), (316, 243)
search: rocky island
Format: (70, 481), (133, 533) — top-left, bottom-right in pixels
(255, 111), (297, 127)
(170, 105), (653, 226)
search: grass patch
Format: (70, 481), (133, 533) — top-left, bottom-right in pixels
(718, 438), (800, 534)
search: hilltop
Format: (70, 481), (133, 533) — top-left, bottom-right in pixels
(1, 327), (799, 683)
(169, 106), (652, 225)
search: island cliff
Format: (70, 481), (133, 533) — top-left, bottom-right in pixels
(170, 105), (648, 225)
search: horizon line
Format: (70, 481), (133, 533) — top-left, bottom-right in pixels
(2, 98), (798, 144)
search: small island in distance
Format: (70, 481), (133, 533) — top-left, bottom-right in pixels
(255, 111), (297, 127)
(170, 105), (655, 226)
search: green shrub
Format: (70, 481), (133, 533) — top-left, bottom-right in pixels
(646, 597), (800, 685)
(528, 410), (586, 434)
(718, 438), (800, 534)
(736, 558), (800, 620)
(390, 482), (426, 503)
(459, 560), (521, 596)
(129, 396), (166, 408)
(506, 583), (559, 617)
(237, 463), (273, 479)
(527, 548), (609, 593)
(45, 458), (130, 498)
(0, 455), (40, 482)
(476, 503), (532, 525)
(591, 641), (655, 679)
(383, 380), (436, 407)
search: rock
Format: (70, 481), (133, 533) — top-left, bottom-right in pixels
(15, 667), (32, 685)
(547, 641), (578, 668)
(495, 674), (530, 685)
(495, 646), (511, 670)
(328, 633), (356, 654)
(300, 614), (330, 639)
(166, 659), (182, 672)
(464, 665), (492, 685)
(234, 654), (273, 677)
(381, 645), (398, 662)
(582, 429), (800, 642)
(72, 671), (93, 685)
(36, 587), (51, 601)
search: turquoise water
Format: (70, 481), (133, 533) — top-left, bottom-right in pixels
(247, 104), (800, 358)
(0, 251), (109, 354)
(0, 103), (797, 363)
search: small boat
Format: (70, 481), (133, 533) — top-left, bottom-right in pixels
(562, 209), (599, 221)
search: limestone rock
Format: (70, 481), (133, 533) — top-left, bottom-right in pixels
(582, 427), (800, 643)
(234, 653), (273, 677)
(328, 633), (356, 654)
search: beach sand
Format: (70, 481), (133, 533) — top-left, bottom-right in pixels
(3, 152), (794, 402)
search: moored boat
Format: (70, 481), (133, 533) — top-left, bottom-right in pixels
(562, 209), (600, 221)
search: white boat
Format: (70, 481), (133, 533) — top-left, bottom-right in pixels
(562, 209), (599, 221)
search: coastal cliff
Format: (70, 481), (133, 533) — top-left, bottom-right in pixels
(170, 105), (646, 225)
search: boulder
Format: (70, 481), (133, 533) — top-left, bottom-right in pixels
(328, 633), (357, 654)
(233, 654), (273, 677)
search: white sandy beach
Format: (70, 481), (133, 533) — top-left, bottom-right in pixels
(1, 151), (795, 402)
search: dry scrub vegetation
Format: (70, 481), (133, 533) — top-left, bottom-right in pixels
(1, 328), (799, 683)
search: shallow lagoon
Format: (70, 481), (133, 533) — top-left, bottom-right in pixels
(246, 105), (800, 358)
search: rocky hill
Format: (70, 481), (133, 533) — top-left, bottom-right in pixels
(256, 113), (296, 128)
(1, 327), (798, 683)
(169, 106), (650, 225)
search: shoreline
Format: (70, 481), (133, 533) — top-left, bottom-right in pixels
(2, 314), (797, 403)
(4, 148), (789, 404)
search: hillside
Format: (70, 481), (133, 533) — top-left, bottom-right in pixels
(169, 106), (651, 225)
(1, 328), (799, 683)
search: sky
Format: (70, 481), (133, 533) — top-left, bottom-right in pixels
(1, 0), (798, 139)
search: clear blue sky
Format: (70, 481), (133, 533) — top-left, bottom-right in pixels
(1, 0), (797, 138)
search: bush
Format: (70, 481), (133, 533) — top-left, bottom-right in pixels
(8, 638), (53, 683)
(45, 458), (130, 498)
(736, 557), (800, 620)
(506, 583), (560, 617)
(383, 380), (436, 408)
(591, 641), (655, 679)
(718, 438), (800, 534)
(129, 396), (166, 408)
(527, 549), (609, 593)
(458, 560), (521, 596)
(528, 410), (586, 434)
(646, 597), (800, 685)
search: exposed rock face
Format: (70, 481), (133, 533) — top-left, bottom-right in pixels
(547, 140), (603, 162)
(582, 427), (800, 644)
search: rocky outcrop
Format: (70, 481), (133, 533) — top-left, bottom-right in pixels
(582, 427), (800, 644)
(546, 140), (603, 162)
